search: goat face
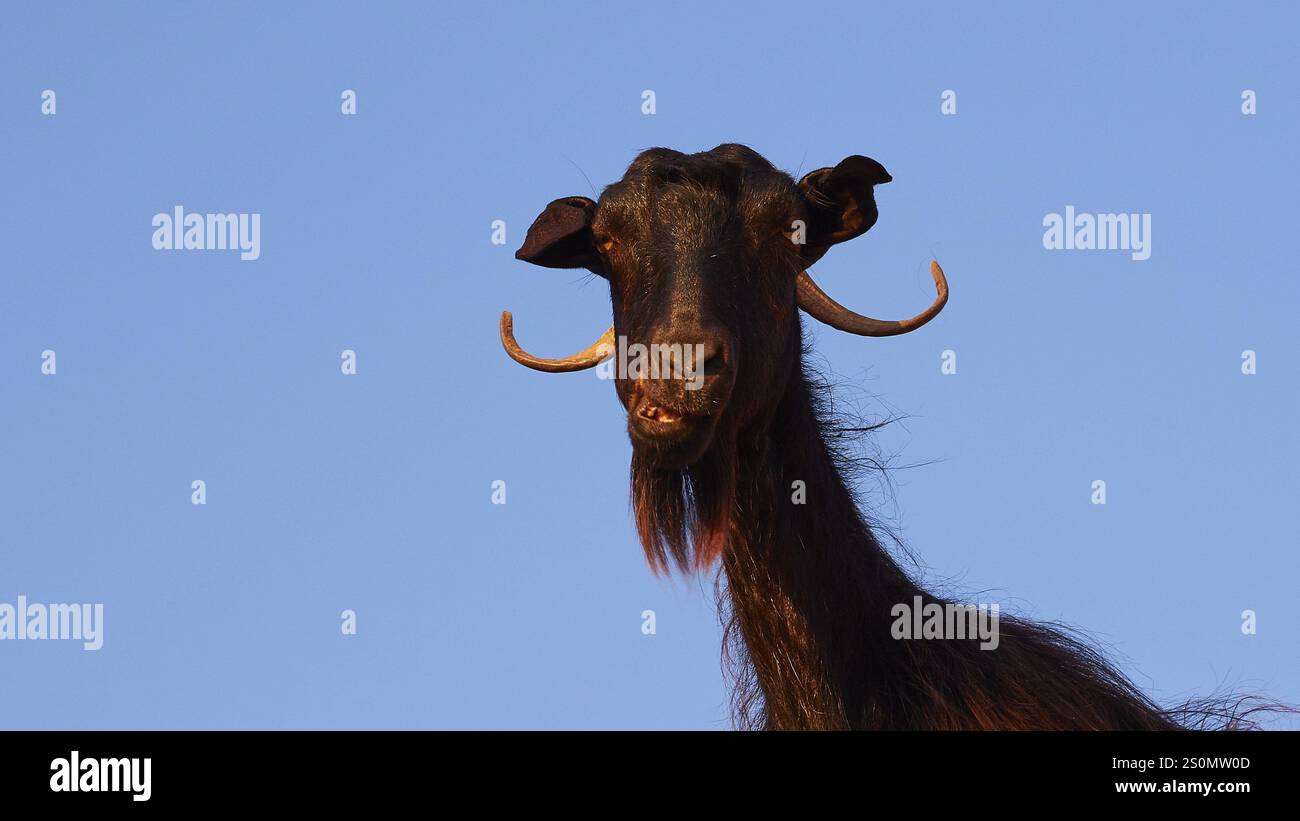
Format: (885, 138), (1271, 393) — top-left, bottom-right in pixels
(504, 144), (946, 469)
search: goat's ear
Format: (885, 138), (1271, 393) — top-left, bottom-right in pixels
(797, 156), (892, 263)
(515, 196), (602, 272)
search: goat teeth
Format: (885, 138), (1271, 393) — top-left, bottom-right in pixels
(639, 403), (682, 423)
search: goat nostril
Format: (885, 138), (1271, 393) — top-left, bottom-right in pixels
(698, 340), (728, 377)
(646, 330), (731, 381)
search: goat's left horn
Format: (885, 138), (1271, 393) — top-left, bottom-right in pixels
(500, 311), (616, 372)
(796, 260), (949, 337)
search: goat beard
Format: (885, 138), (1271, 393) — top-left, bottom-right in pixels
(631, 435), (740, 574)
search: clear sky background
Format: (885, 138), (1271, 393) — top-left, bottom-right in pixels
(1, 2), (1296, 729)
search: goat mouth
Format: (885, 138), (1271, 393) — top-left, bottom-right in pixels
(637, 403), (686, 424)
(630, 394), (712, 431)
(627, 394), (717, 459)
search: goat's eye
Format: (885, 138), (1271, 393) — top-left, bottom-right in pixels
(595, 236), (616, 254)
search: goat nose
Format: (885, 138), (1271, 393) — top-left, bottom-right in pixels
(638, 329), (730, 383)
(671, 331), (729, 382)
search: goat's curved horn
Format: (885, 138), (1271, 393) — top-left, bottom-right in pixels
(500, 311), (616, 372)
(797, 260), (949, 337)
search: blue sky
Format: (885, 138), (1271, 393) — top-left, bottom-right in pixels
(1, 1), (1296, 728)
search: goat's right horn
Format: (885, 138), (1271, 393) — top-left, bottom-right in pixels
(500, 311), (616, 373)
(797, 260), (949, 337)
